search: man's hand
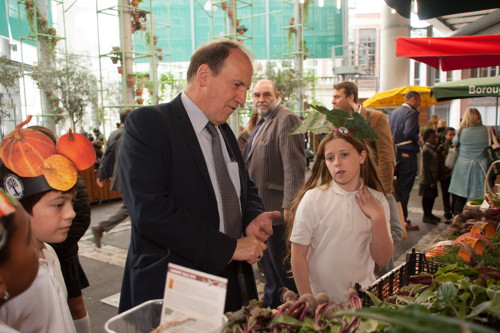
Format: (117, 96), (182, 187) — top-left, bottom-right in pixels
(245, 211), (280, 242)
(96, 178), (105, 188)
(232, 236), (267, 265)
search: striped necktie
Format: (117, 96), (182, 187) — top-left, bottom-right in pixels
(205, 122), (242, 238)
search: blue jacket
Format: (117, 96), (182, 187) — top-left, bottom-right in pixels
(389, 104), (420, 155)
(449, 125), (489, 199)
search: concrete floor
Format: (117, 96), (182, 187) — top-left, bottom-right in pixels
(80, 182), (451, 332)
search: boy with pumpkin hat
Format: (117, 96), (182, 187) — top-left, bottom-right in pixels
(0, 116), (95, 333)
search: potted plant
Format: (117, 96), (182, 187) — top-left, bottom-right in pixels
(117, 66), (123, 74)
(50, 96), (60, 107)
(136, 98), (144, 105)
(110, 47), (122, 65)
(131, 0), (142, 8)
(126, 73), (135, 86)
(236, 25), (247, 35)
(25, 0), (34, 8)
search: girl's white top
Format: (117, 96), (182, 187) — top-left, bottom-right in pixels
(0, 321), (20, 333)
(0, 244), (76, 333)
(290, 180), (391, 304)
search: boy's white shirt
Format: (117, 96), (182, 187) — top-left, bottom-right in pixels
(290, 180), (391, 304)
(0, 244), (76, 333)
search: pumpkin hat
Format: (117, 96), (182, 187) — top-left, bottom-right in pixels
(0, 116), (96, 199)
(291, 105), (378, 141)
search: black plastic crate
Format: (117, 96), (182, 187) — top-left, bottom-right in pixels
(358, 249), (446, 306)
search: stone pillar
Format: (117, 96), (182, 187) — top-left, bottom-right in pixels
(380, 4), (410, 91)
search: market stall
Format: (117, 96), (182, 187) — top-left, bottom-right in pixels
(362, 85), (439, 108)
(395, 35), (500, 72)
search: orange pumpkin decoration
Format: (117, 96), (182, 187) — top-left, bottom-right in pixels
(470, 222), (496, 238)
(56, 129), (96, 170)
(0, 115), (57, 177)
(457, 237), (483, 262)
(42, 154), (77, 191)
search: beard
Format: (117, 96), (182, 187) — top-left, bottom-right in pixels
(255, 101), (277, 117)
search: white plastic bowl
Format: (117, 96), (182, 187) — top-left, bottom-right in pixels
(105, 299), (227, 333)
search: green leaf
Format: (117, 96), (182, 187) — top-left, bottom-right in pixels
(363, 290), (382, 306)
(487, 296), (500, 317)
(290, 111), (332, 135)
(436, 282), (457, 310)
(466, 301), (492, 319)
(309, 104), (379, 141)
(414, 289), (436, 305)
(334, 306), (497, 333)
(270, 315), (302, 326)
(435, 272), (465, 283)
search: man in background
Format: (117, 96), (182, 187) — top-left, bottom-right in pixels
(244, 79), (305, 308)
(389, 91), (422, 231)
(91, 108), (132, 248)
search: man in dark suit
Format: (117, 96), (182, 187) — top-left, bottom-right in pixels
(389, 91), (422, 230)
(118, 40), (279, 313)
(244, 79), (305, 308)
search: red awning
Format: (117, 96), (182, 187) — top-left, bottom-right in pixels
(396, 34), (500, 71)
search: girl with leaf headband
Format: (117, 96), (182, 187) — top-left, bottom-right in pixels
(287, 108), (394, 304)
(0, 116), (95, 333)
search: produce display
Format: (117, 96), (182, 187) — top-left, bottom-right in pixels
(223, 248), (499, 332)
(224, 289), (366, 332)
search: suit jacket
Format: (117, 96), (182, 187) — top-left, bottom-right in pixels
(98, 126), (124, 192)
(118, 94), (265, 313)
(360, 107), (395, 194)
(246, 104), (305, 225)
(389, 104), (420, 155)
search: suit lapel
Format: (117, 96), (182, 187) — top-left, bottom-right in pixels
(171, 96), (216, 201)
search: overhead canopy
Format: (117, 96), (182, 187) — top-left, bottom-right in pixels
(431, 76), (500, 102)
(384, 0), (499, 20)
(363, 85), (439, 108)
(396, 35), (500, 71)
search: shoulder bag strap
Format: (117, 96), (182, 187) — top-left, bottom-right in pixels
(487, 126), (500, 146)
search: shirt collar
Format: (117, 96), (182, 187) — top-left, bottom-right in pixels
(181, 92), (210, 135)
(403, 103), (418, 112)
(330, 178), (364, 196)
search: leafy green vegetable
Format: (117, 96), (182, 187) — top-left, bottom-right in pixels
(436, 282), (457, 311)
(335, 306), (498, 333)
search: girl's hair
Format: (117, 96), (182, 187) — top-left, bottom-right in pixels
(246, 113), (260, 134)
(422, 128), (436, 142)
(460, 107), (482, 128)
(285, 132), (384, 261)
(428, 114), (439, 129)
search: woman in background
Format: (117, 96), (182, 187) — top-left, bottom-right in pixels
(448, 108), (489, 214)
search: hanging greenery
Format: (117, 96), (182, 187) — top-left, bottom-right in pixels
(31, 55), (98, 129)
(0, 56), (22, 119)
(0, 56), (21, 89)
(23, 1), (61, 58)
